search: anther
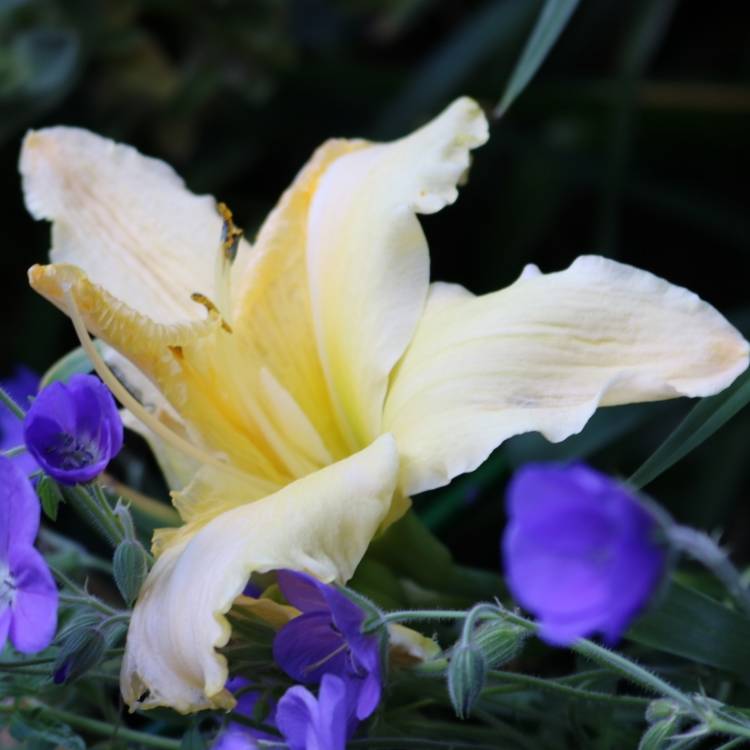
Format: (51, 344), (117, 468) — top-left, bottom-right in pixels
(217, 202), (243, 264)
(190, 292), (233, 333)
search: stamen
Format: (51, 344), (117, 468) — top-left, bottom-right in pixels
(218, 202), (243, 264)
(302, 642), (349, 675)
(64, 289), (249, 479)
(190, 293), (232, 333)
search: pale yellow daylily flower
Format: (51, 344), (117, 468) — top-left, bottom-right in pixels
(20, 97), (748, 713)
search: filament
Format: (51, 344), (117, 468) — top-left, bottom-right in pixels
(64, 289), (249, 479)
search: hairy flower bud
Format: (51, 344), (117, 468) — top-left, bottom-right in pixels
(472, 620), (527, 669)
(447, 643), (487, 719)
(113, 538), (149, 607)
(53, 626), (107, 683)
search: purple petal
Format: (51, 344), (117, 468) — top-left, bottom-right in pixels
(277, 675), (351, 750)
(211, 727), (261, 750)
(1, 367), (38, 409)
(25, 380), (76, 433)
(354, 670), (382, 720)
(0, 457), (41, 555)
(273, 611), (347, 683)
(8, 546), (58, 653)
(277, 570), (329, 613)
(68, 374), (123, 457)
(502, 463), (665, 645)
(0, 368), (40, 477)
(276, 683), (320, 750)
(316, 673), (350, 749)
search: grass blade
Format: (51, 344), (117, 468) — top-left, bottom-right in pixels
(494, 0), (580, 117)
(629, 368), (750, 489)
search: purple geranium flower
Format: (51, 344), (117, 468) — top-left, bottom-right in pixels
(276, 673), (352, 750)
(0, 457), (58, 653)
(273, 570), (382, 721)
(212, 677), (277, 750)
(0, 366), (39, 476)
(502, 463), (666, 645)
(23, 374), (123, 485)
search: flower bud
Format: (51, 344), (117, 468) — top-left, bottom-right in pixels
(53, 626), (107, 683)
(447, 643), (487, 719)
(113, 538), (149, 607)
(472, 620), (527, 669)
(645, 698), (680, 723)
(638, 717), (679, 750)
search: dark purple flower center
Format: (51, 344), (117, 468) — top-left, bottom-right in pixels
(46, 431), (99, 470)
(0, 567), (16, 609)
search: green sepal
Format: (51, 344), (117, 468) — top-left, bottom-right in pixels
(37, 475), (64, 522)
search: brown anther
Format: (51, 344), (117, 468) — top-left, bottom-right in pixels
(191, 292), (233, 333)
(168, 345), (184, 361)
(217, 201), (243, 263)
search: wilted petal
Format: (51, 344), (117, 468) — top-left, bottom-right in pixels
(385, 256), (749, 495)
(121, 435), (398, 713)
(307, 97), (488, 449)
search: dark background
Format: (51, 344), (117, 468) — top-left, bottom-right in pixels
(2, 0), (749, 567)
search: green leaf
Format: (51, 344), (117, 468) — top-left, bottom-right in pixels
(629, 368), (750, 489)
(10, 713), (86, 750)
(495, 0), (581, 117)
(375, 0), (540, 137)
(628, 581), (750, 678)
(40, 343), (104, 389)
(37, 475), (64, 522)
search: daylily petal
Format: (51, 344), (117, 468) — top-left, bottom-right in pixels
(20, 126), (240, 326)
(121, 434), (398, 713)
(385, 256), (749, 495)
(230, 140), (362, 464)
(307, 97), (488, 448)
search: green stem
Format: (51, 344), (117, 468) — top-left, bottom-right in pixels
(572, 638), (688, 706)
(485, 669), (649, 707)
(667, 525), (750, 617)
(363, 609), (473, 633)
(459, 604), (500, 647)
(1, 445), (27, 458)
(1, 704), (180, 749)
(64, 484), (123, 548)
(58, 592), (120, 616)
(92, 484), (126, 542)
(708, 717), (750, 741)
(715, 738), (748, 749)
(0, 385), (26, 419)
(496, 609), (692, 709)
